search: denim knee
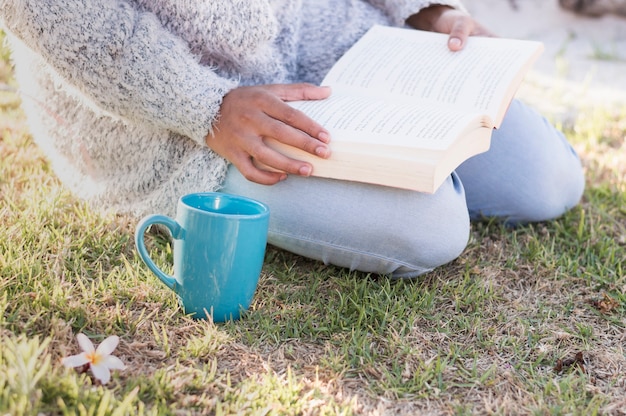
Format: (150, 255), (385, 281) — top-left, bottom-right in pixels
(458, 99), (585, 224)
(513, 164), (585, 224)
(386, 173), (470, 278)
(267, 174), (470, 278)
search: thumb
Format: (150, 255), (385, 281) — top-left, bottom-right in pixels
(447, 18), (472, 51)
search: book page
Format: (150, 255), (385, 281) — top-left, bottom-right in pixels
(322, 25), (543, 123)
(290, 89), (484, 151)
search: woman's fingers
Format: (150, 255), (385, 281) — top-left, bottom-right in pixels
(259, 101), (331, 156)
(262, 83), (332, 144)
(207, 84), (332, 184)
(441, 12), (495, 50)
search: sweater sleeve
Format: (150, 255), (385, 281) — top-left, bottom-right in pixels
(0, 0), (237, 145)
(364, 0), (467, 26)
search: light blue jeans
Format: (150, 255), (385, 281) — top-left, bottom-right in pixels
(221, 100), (585, 278)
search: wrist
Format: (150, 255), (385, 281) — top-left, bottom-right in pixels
(406, 5), (453, 31)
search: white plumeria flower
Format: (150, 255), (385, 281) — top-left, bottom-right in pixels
(62, 333), (125, 384)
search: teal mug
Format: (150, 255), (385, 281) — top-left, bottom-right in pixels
(135, 192), (270, 322)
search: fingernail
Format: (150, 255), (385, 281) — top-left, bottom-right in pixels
(279, 174), (288, 181)
(315, 146), (330, 158)
(318, 131), (330, 143)
(449, 37), (462, 49)
(299, 165), (312, 176)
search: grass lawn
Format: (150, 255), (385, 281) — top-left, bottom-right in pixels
(1, 31), (625, 415)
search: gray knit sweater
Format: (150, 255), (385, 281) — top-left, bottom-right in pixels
(0, 0), (463, 217)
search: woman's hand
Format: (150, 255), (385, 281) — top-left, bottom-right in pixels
(206, 83), (332, 185)
(406, 5), (495, 51)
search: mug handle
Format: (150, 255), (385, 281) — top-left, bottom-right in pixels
(135, 214), (183, 291)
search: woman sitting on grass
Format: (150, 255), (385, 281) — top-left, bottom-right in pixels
(0, 0), (584, 278)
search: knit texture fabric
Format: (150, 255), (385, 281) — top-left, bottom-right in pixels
(0, 0), (463, 217)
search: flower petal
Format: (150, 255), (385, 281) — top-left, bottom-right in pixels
(90, 363), (111, 384)
(61, 353), (89, 368)
(76, 333), (95, 354)
(103, 355), (125, 370)
(96, 335), (119, 356)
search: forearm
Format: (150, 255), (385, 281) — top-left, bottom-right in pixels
(0, 0), (236, 144)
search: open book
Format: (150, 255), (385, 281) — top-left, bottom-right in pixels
(268, 25), (544, 193)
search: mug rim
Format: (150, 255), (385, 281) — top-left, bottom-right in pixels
(179, 192), (269, 219)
